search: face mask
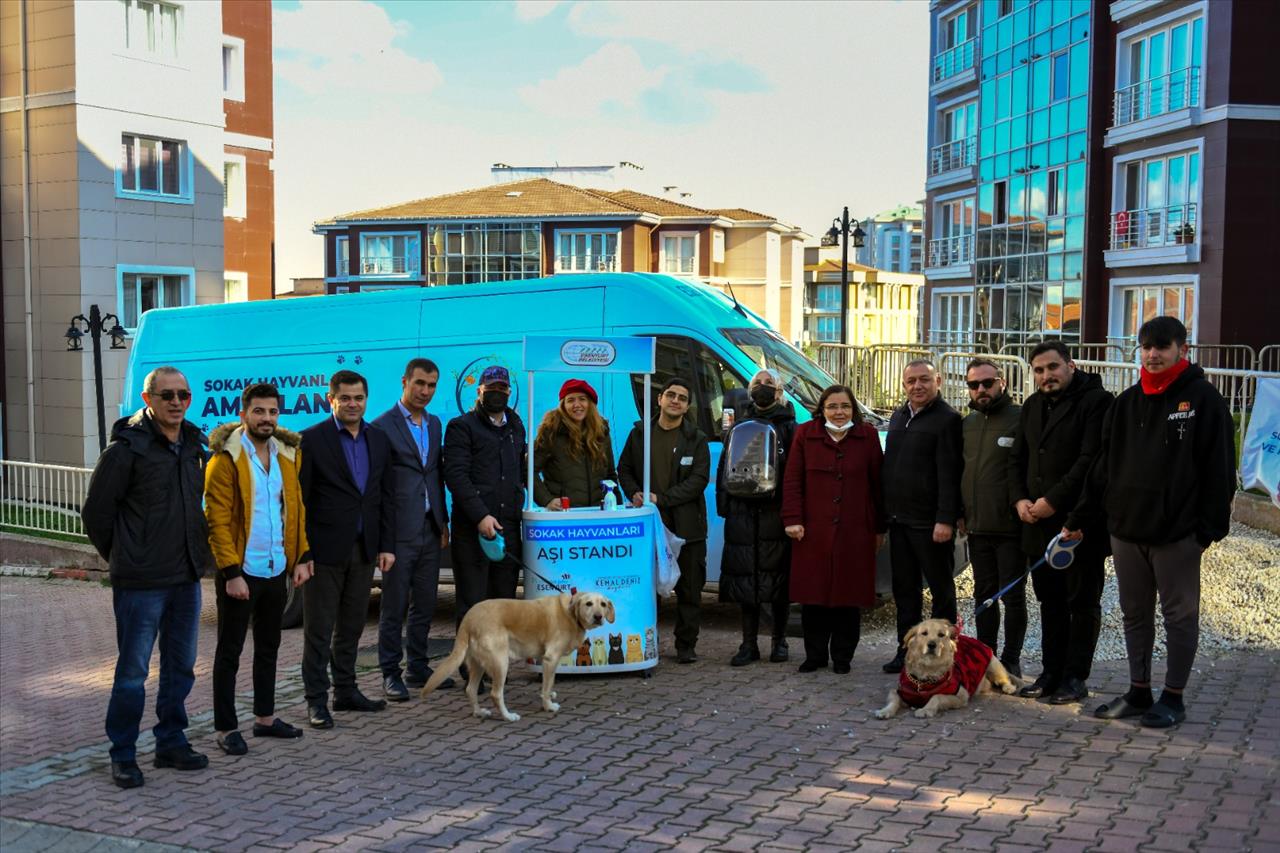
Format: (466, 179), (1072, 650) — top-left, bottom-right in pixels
(750, 386), (777, 408)
(824, 420), (854, 433)
(481, 390), (509, 414)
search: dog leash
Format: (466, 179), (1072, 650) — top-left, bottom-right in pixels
(973, 534), (1081, 618)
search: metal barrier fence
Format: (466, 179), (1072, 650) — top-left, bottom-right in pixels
(0, 460), (92, 541)
(938, 352), (1031, 409)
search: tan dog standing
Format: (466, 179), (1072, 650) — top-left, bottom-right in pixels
(421, 592), (615, 722)
(875, 619), (1019, 720)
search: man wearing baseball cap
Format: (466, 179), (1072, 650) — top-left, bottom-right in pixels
(442, 365), (527, 628)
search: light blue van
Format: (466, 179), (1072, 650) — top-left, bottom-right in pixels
(124, 273), (893, 621)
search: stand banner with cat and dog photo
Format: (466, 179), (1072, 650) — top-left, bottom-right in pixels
(521, 335), (660, 675)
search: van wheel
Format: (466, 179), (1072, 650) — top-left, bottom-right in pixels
(282, 581), (304, 629)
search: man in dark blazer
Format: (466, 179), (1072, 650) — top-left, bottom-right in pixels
(299, 369), (396, 728)
(371, 358), (453, 702)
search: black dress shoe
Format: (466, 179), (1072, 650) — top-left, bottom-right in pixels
(216, 731), (248, 756)
(308, 704), (334, 729)
(1048, 677), (1089, 705)
(730, 644), (760, 667)
(676, 648), (698, 664)
(882, 649), (906, 674)
(832, 661), (852, 675)
(153, 745), (208, 771)
(111, 760), (144, 789)
(1018, 674), (1059, 699)
(769, 639), (789, 663)
(334, 691), (387, 712)
(383, 675), (410, 702)
(1094, 694), (1150, 720)
(252, 718), (303, 739)
(797, 659), (827, 673)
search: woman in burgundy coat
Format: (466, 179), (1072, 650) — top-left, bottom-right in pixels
(782, 384), (887, 674)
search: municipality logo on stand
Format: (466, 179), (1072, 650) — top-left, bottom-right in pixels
(560, 340), (616, 367)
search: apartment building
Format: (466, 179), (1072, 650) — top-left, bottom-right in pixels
(922, 0), (1279, 352)
(855, 204), (924, 274)
(1, 0), (274, 465)
(313, 178), (811, 343)
(802, 246), (924, 346)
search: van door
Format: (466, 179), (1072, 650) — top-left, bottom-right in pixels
(626, 334), (748, 582)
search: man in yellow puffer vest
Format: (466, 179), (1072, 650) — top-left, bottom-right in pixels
(204, 382), (312, 756)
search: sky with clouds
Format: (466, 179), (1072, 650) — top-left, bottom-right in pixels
(272, 0), (929, 285)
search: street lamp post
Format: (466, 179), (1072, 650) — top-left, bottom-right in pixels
(65, 304), (128, 452)
(822, 207), (866, 346)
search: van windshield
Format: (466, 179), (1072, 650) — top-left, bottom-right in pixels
(721, 328), (835, 414)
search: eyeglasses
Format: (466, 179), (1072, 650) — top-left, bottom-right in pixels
(966, 378), (998, 391)
(155, 389), (192, 402)
(662, 392), (690, 403)
(822, 402), (854, 412)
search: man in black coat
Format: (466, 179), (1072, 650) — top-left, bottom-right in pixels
(1066, 317), (1235, 729)
(371, 358), (452, 701)
(82, 366), (215, 789)
(881, 359), (963, 674)
(443, 365), (527, 628)
(299, 369), (397, 728)
(1010, 341), (1112, 705)
(618, 377), (711, 663)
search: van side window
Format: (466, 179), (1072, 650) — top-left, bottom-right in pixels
(629, 335), (744, 439)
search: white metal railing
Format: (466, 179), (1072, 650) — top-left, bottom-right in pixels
(1, 460), (93, 540)
(933, 38), (976, 83)
(661, 257), (696, 275)
(360, 256), (418, 275)
(557, 254), (618, 273)
(927, 234), (973, 267)
(1109, 203), (1197, 250)
(1113, 66), (1200, 127)
(930, 137), (976, 175)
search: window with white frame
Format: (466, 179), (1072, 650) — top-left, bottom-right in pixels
(120, 133), (188, 201)
(660, 233), (698, 275)
(1116, 281), (1195, 342)
(932, 291), (972, 343)
(360, 233), (421, 276)
(223, 156), (246, 219)
(814, 316), (840, 343)
(122, 0), (181, 60)
(1114, 149), (1200, 249)
(119, 268), (192, 330)
(933, 101), (977, 172)
(556, 230), (618, 273)
(930, 196), (975, 266)
(224, 271), (248, 303)
(335, 236), (350, 278)
(938, 5), (975, 52)
(222, 36), (245, 101)
(815, 284), (842, 311)
(1116, 14), (1203, 124)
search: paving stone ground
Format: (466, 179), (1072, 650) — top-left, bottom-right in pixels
(0, 575), (1276, 852)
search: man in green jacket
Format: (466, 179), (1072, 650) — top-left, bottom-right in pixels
(960, 359), (1025, 677)
(618, 377), (711, 664)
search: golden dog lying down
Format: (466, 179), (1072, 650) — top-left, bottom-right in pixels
(875, 619), (1019, 720)
(421, 592), (615, 722)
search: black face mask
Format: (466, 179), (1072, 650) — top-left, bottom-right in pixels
(750, 386), (777, 409)
(481, 390), (509, 414)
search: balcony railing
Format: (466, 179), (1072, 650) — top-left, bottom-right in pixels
(1112, 66), (1201, 127)
(1109, 203), (1198, 250)
(557, 254), (618, 273)
(927, 234), (974, 267)
(930, 137), (976, 175)
(661, 257), (696, 275)
(360, 256), (418, 275)
(932, 38), (976, 83)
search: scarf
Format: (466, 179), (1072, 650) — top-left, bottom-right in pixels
(1139, 358), (1190, 395)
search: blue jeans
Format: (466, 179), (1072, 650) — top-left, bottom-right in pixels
(105, 582), (201, 762)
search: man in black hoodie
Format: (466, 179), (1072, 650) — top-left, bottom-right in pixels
(82, 366), (214, 789)
(1010, 341), (1112, 705)
(881, 359), (963, 674)
(1065, 317), (1234, 729)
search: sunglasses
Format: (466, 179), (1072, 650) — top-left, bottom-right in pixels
(155, 389), (192, 402)
(966, 378), (998, 391)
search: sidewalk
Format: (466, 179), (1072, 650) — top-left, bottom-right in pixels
(0, 575), (1276, 852)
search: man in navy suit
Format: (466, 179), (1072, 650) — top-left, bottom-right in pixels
(299, 369), (396, 728)
(372, 358), (453, 701)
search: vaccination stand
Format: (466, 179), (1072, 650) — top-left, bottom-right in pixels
(522, 335), (659, 676)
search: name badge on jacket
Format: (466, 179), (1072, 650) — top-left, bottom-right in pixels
(997, 437), (1014, 448)
(679, 456), (694, 466)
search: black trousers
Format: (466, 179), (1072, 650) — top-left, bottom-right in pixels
(801, 605), (861, 665)
(212, 572), (286, 732)
(1031, 548), (1104, 682)
(889, 523), (957, 641)
(378, 524), (442, 680)
(969, 533), (1027, 667)
(673, 540), (707, 652)
(450, 523), (519, 628)
(740, 599), (789, 646)
(302, 544), (373, 706)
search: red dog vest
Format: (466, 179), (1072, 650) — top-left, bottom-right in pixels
(897, 634), (994, 708)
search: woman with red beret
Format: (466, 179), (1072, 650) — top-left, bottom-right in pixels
(533, 378), (618, 510)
